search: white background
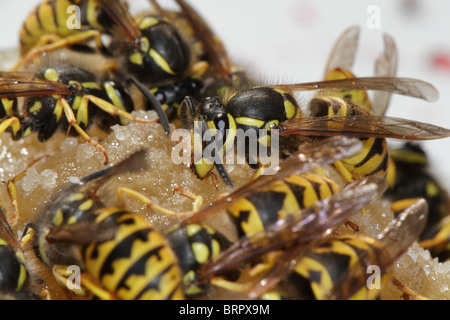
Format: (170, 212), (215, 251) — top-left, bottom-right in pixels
(1, 0), (449, 191)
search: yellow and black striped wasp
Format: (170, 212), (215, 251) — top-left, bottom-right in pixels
(28, 137), (384, 300)
(26, 149), (234, 299)
(0, 61), (159, 165)
(178, 26), (450, 187)
(193, 186), (428, 300)
(16, 0), (237, 135)
(0, 203), (49, 300)
(387, 142), (450, 262)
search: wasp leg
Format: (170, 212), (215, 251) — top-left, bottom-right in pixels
(59, 98), (109, 165)
(2, 155), (48, 227)
(0, 116), (21, 139)
(116, 186), (203, 218)
(13, 30), (104, 71)
(391, 277), (430, 300)
(52, 264), (116, 300)
(79, 95), (157, 125)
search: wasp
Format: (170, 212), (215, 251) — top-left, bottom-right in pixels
(178, 26), (449, 187)
(27, 149), (235, 299)
(16, 0), (236, 135)
(0, 205), (46, 300)
(89, 137), (394, 300)
(0, 61), (160, 165)
(195, 188), (428, 300)
(387, 142), (450, 262)
(116, 136), (362, 236)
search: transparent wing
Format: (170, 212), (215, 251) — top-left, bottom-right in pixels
(0, 78), (71, 98)
(372, 33), (398, 116)
(324, 25), (360, 76)
(174, 0), (233, 80)
(180, 136), (363, 224)
(267, 77), (439, 103)
(97, 0), (142, 44)
(279, 115), (450, 140)
(325, 198), (428, 300)
(196, 176), (388, 298)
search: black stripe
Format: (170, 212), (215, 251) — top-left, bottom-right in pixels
(284, 180), (307, 209)
(245, 190), (286, 228)
(98, 228), (154, 279)
(133, 263), (178, 300)
(49, 0), (59, 30)
(354, 138), (385, 168)
(366, 151), (389, 176)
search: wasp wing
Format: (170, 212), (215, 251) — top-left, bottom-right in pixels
(174, 0), (233, 81)
(97, 0), (142, 44)
(196, 176), (387, 297)
(0, 206), (21, 252)
(372, 33), (398, 116)
(0, 79), (70, 98)
(279, 115), (450, 140)
(324, 198), (428, 300)
(324, 26), (360, 76)
(269, 77), (438, 103)
(181, 136), (363, 224)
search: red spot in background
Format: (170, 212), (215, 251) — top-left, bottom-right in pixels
(431, 52), (450, 73)
(290, 2), (317, 26)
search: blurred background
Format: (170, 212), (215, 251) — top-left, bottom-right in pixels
(1, 0), (449, 190)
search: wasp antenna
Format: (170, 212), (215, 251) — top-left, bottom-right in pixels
(127, 77), (171, 136)
(80, 149), (149, 185)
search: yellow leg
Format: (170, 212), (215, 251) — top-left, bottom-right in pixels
(116, 186), (203, 218)
(13, 30), (103, 71)
(52, 264), (116, 300)
(210, 277), (250, 293)
(0, 117), (21, 138)
(391, 277), (430, 300)
(80, 95), (157, 125)
(3, 155), (48, 227)
(59, 98), (109, 165)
